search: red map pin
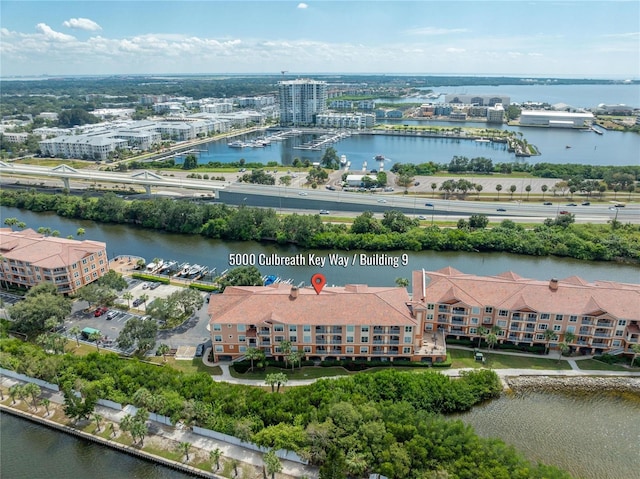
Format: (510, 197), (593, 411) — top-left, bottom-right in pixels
(311, 273), (326, 295)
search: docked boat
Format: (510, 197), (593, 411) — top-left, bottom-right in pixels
(179, 263), (191, 276)
(228, 141), (245, 148)
(187, 264), (203, 276)
(340, 154), (347, 165)
(475, 137), (490, 143)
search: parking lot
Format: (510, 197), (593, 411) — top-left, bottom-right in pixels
(66, 278), (211, 357)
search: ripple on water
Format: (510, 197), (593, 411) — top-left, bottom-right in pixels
(452, 390), (640, 479)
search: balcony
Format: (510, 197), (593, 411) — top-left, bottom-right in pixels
(451, 317), (466, 325)
(594, 331), (610, 338)
(373, 327), (385, 334)
(596, 321), (613, 328)
(511, 326), (521, 331)
(438, 306), (449, 313)
(316, 339), (327, 345)
(452, 308), (467, 315)
(581, 319), (593, 325)
(579, 329), (591, 335)
(437, 316), (449, 323)
(511, 314), (522, 320)
(525, 327), (535, 333)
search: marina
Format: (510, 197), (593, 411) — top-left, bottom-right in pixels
(292, 131), (351, 150)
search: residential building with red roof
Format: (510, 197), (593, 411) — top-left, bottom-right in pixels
(0, 228), (108, 295)
(412, 267), (640, 356)
(208, 282), (447, 363)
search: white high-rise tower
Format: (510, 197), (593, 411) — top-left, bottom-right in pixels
(278, 79), (328, 126)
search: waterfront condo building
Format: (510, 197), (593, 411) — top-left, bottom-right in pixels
(207, 282), (447, 363)
(412, 268), (640, 356)
(0, 228), (108, 295)
(278, 79), (328, 126)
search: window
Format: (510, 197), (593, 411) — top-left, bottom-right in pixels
(274, 335), (284, 342)
(347, 336), (354, 343)
(214, 335), (222, 342)
(82, 259), (87, 265)
(361, 336), (369, 343)
(425, 324), (433, 330)
(536, 334), (545, 340)
(613, 340), (621, 347)
(303, 325), (311, 332)
(471, 317), (479, 324)
(497, 320), (507, 327)
(483, 317), (492, 324)
(239, 346), (246, 353)
(237, 324), (246, 332)
(238, 335), (246, 342)
(346, 346), (354, 354)
(303, 335), (311, 343)
(403, 347), (412, 354)
(553, 325), (561, 332)
(84, 268), (89, 273)
(405, 326), (413, 333)
(615, 330), (624, 337)
(303, 346), (312, 353)
(360, 346), (369, 354)
(361, 326), (369, 333)
(213, 324), (222, 331)
(555, 314), (563, 321)
(346, 325), (355, 332)
(289, 325), (297, 332)
(472, 307), (480, 314)
(274, 325), (284, 332)
(569, 315), (578, 322)
(618, 320), (627, 326)
(91, 264), (96, 270)
(427, 304), (434, 310)
(404, 336), (412, 344)
(427, 314), (434, 320)
(289, 335), (297, 343)
(538, 324), (548, 330)
(566, 326), (575, 333)
(499, 310), (509, 317)
(215, 345), (223, 352)
(541, 313), (550, 320)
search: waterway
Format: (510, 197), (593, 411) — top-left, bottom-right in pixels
(1, 206), (639, 477)
(2, 206), (639, 287)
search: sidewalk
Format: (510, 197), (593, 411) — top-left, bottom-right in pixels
(0, 375), (318, 479)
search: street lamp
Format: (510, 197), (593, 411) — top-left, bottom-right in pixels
(430, 205), (435, 225)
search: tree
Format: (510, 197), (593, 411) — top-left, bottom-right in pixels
(70, 326), (82, 347)
(265, 372), (288, 392)
(476, 326), (488, 348)
(396, 173), (414, 192)
(630, 344), (640, 368)
(179, 441), (192, 462)
(93, 412), (104, 432)
(495, 184), (502, 200)
(563, 331), (576, 347)
(320, 147), (340, 169)
(218, 266), (263, 292)
(525, 184), (532, 200)
(469, 214), (489, 230)
(541, 184), (548, 199)
(431, 182), (438, 197)
(41, 398), (51, 416)
(116, 317), (158, 354)
(486, 333), (498, 349)
(62, 385), (97, 422)
(509, 184), (517, 199)
(157, 344), (170, 362)
(230, 458), (240, 478)
(23, 383), (41, 410)
(96, 270), (128, 291)
(264, 449), (283, 479)
(182, 154), (198, 170)
(8, 283), (72, 339)
(89, 331), (102, 351)
(210, 447), (222, 471)
(543, 329), (558, 355)
(395, 277), (409, 288)
(245, 347), (262, 372)
(122, 292), (133, 309)
(558, 342), (569, 362)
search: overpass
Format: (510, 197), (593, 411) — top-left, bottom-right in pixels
(0, 162), (226, 196)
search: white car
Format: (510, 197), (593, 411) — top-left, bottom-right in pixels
(298, 192), (308, 196)
(377, 199), (387, 203)
(319, 210), (330, 215)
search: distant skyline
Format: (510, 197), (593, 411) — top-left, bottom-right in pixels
(1, 1), (638, 79)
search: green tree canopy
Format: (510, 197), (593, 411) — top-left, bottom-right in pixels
(8, 283), (72, 338)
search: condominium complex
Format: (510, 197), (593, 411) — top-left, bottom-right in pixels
(207, 282), (446, 363)
(0, 228), (108, 295)
(315, 112), (376, 129)
(278, 79), (328, 126)
(207, 268), (639, 363)
(444, 94), (511, 107)
(412, 268), (639, 356)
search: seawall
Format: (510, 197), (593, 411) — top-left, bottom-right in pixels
(503, 375), (640, 393)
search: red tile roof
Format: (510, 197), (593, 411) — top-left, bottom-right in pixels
(209, 282), (414, 326)
(414, 269), (640, 320)
(0, 228), (106, 269)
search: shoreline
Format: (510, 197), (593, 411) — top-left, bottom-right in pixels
(503, 375), (640, 393)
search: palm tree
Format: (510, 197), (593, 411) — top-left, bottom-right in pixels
(23, 383), (41, 410)
(543, 329), (558, 355)
(486, 333), (498, 350)
(345, 450), (368, 478)
(88, 331), (102, 351)
(41, 398), (51, 416)
(179, 441), (192, 462)
(210, 447), (222, 471)
(245, 347), (261, 372)
(157, 344), (170, 362)
(109, 423), (117, 437)
(558, 342), (569, 362)
(140, 293), (149, 311)
(541, 184), (548, 199)
(230, 458), (240, 478)
(525, 184), (532, 200)
(8, 384), (22, 405)
(495, 184), (502, 200)
(122, 292), (133, 309)
(93, 412), (103, 432)
(265, 373), (278, 393)
(476, 326), (488, 348)
(395, 277), (409, 288)
(509, 184), (517, 199)
(69, 326), (82, 347)
(475, 184), (483, 198)
(431, 182), (438, 197)
(264, 449), (282, 479)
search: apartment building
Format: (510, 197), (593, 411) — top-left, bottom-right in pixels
(412, 268), (640, 356)
(278, 79), (328, 126)
(315, 113), (375, 129)
(519, 110), (594, 128)
(445, 94), (511, 107)
(208, 282), (447, 364)
(0, 228), (108, 295)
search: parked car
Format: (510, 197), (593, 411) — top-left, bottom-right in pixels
(326, 185), (336, 190)
(106, 311), (117, 320)
(543, 202), (553, 205)
(141, 282), (149, 289)
(149, 282), (161, 290)
(195, 344), (205, 357)
(94, 306), (108, 317)
(132, 298), (143, 307)
(319, 210), (330, 215)
(496, 208), (507, 212)
(581, 201), (591, 206)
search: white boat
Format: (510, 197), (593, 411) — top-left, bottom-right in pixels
(187, 264), (202, 276)
(340, 154), (347, 165)
(228, 141), (245, 148)
(475, 138), (490, 143)
(146, 259), (163, 272)
(180, 263), (191, 276)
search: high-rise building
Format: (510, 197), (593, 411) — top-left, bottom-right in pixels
(278, 79), (328, 126)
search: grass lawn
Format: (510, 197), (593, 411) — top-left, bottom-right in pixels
(147, 357), (222, 375)
(229, 365), (350, 380)
(575, 359), (638, 372)
(449, 349), (572, 370)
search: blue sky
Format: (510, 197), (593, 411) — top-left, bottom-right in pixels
(1, 1), (638, 78)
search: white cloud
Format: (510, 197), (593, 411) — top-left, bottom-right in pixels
(63, 18), (102, 31)
(404, 27), (468, 36)
(297, 3), (308, 9)
(445, 47), (465, 53)
(35, 23), (75, 42)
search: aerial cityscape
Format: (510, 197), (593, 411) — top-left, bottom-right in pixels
(1, 2), (639, 479)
